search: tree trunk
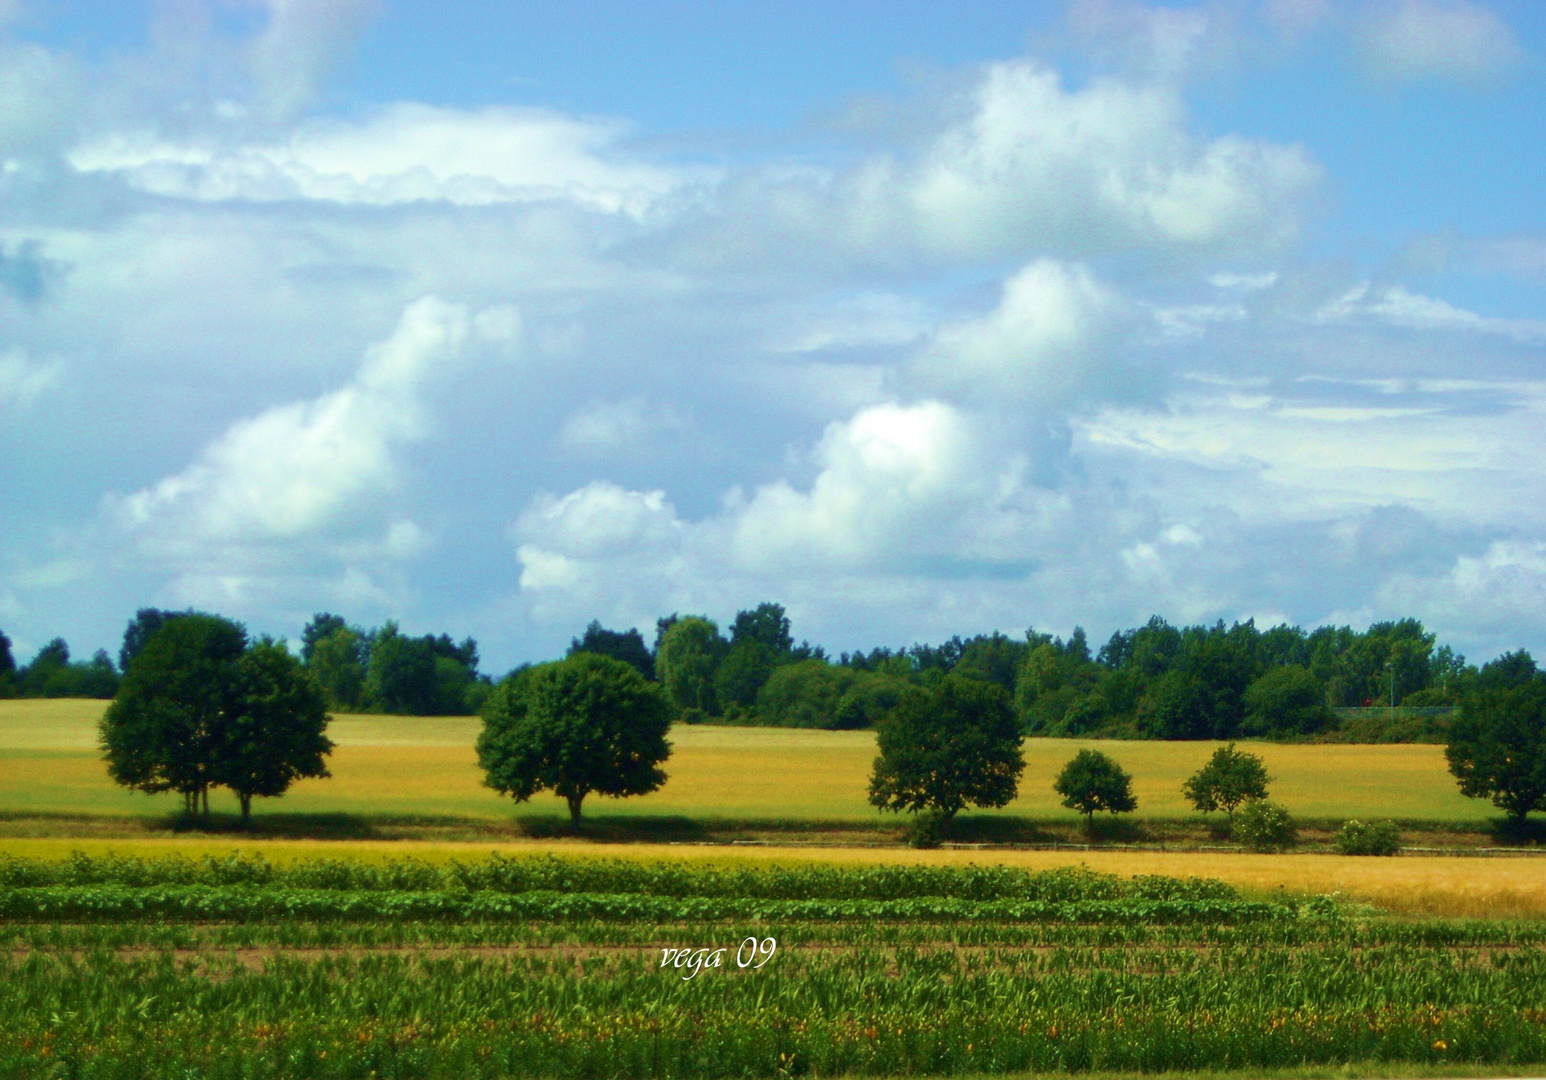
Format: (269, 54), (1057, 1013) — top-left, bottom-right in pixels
(240, 792), (252, 825)
(201, 785), (209, 821)
(567, 793), (584, 827)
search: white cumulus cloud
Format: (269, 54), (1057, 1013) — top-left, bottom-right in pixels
(114, 296), (470, 544)
(910, 261), (1128, 404)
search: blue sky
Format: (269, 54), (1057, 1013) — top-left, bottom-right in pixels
(3, 0), (1545, 672)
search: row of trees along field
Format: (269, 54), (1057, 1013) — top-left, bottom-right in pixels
(0, 609), (492, 716)
(601, 605), (1473, 741)
(84, 608), (1546, 826)
(0, 604), (1497, 742)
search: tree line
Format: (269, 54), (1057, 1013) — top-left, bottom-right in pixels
(87, 607), (1546, 828)
(579, 605), (1482, 742)
(0, 609), (491, 716)
(0, 601), (1523, 745)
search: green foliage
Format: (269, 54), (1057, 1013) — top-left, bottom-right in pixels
(364, 620), (439, 714)
(218, 640), (333, 820)
(99, 614), (248, 814)
(11, 850), (1546, 1079)
(716, 640), (778, 709)
(362, 620), (485, 715)
(307, 624), (367, 709)
(753, 658), (853, 726)
(1136, 669), (1216, 739)
(1053, 748), (1137, 820)
(1335, 818), (1402, 856)
(1182, 742), (1272, 818)
(100, 616), (332, 820)
(0, 884), (1291, 924)
(119, 607), (190, 672)
(1243, 664), (1335, 736)
(1233, 799), (1299, 851)
(477, 653), (673, 823)
(655, 616), (727, 717)
(299, 612), (348, 663)
(869, 673), (1023, 821)
(729, 601), (793, 654)
(905, 808), (946, 848)
(1446, 654), (1546, 823)
(568, 619), (655, 681)
(13, 637), (120, 698)
(0, 851), (1237, 903)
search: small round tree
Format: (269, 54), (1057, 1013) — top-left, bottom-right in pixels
(1182, 742), (1271, 821)
(1054, 748), (1137, 824)
(477, 652), (673, 825)
(218, 640), (334, 822)
(868, 674), (1024, 829)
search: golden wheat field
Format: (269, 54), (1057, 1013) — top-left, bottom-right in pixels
(0, 697), (1495, 822)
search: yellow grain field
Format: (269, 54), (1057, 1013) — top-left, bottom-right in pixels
(0, 698), (1495, 821)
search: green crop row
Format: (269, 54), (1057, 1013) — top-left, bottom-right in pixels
(1, 941), (1544, 1078)
(9, 911), (1546, 952)
(0, 851), (1238, 902)
(0, 884), (1293, 924)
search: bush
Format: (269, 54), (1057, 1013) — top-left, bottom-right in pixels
(1232, 799), (1298, 852)
(1335, 818), (1401, 856)
(905, 809), (946, 849)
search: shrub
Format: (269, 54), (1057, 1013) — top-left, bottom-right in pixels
(1335, 818), (1401, 856)
(905, 809), (946, 849)
(1232, 799), (1298, 852)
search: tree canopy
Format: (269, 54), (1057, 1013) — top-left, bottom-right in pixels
(568, 620), (655, 681)
(1054, 749), (1137, 821)
(100, 614), (331, 820)
(868, 673), (1023, 822)
(655, 616), (727, 721)
(297, 614), (489, 715)
(1446, 652), (1546, 823)
(1181, 742), (1271, 819)
(217, 640), (333, 820)
(476, 652), (673, 824)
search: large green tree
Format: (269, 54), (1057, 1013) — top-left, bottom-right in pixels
(101, 616), (332, 821)
(868, 673), (1023, 823)
(308, 624), (368, 709)
(1446, 653), (1546, 824)
(477, 652), (673, 824)
(100, 615), (248, 817)
(217, 641), (334, 821)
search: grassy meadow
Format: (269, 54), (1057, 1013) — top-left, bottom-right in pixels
(0, 698), (1494, 823)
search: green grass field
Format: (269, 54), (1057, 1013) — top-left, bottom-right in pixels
(0, 698), (1492, 823)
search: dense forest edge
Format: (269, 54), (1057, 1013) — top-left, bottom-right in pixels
(1, 603), (1529, 744)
